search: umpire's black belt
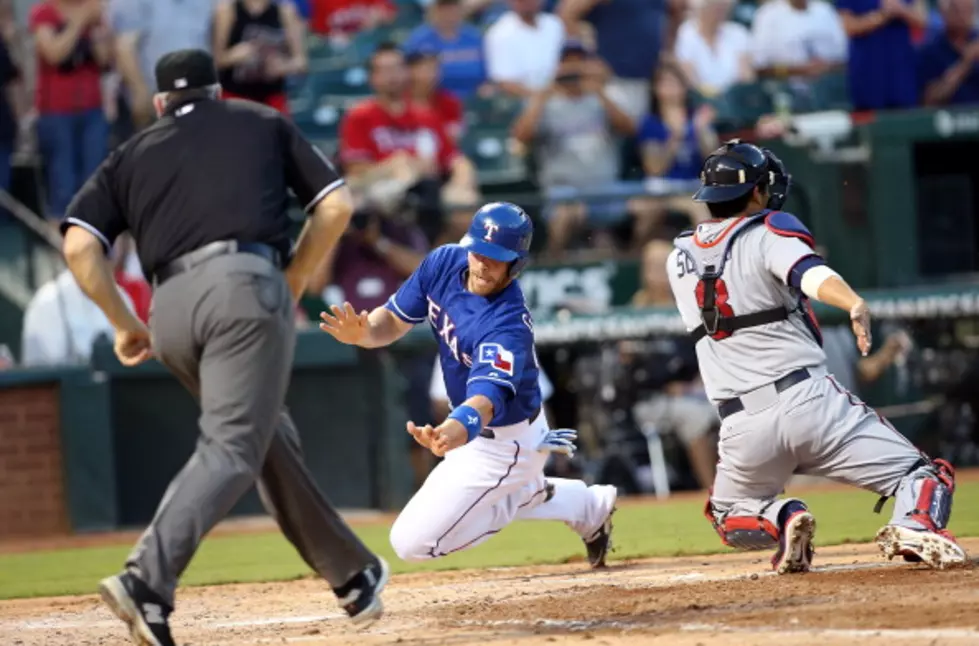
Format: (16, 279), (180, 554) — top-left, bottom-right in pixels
(716, 367), (811, 420)
(153, 240), (283, 287)
(479, 407), (543, 439)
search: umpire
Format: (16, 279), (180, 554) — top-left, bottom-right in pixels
(61, 49), (388, 646)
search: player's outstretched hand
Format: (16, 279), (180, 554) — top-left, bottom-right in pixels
(850, 298), (872, 357)
(431, 420), (468, 457)
(319, 303), (369, 346)
(407, 421), (437, 450)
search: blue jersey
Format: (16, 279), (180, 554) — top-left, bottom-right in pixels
(385, 244), (542, 427)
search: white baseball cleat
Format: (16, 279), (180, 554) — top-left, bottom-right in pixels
(772, 510), (816, 575)
(875, 524), (968, 570)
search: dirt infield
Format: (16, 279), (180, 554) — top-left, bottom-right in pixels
(2, 538), (978, 646)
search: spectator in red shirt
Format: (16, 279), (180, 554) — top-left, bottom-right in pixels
(406, 48), (464, 142)
(29, 0), (111, 220)
(340, 42), (478, 241)
(310, 0), (395, 43)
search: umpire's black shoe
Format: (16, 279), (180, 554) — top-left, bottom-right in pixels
(334, 558), (390, 626)
(98, 571), (175, 646)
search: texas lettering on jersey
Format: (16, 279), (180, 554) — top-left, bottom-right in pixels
(427, 296), (473, 367)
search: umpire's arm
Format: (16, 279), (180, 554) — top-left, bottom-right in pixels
(280, 117), (355, 301)
(61, 156), (144, 335)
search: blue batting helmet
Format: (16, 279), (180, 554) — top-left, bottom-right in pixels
(460, 202), (533, 277)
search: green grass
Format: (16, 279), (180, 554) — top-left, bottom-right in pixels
(2, 482), (978, 600)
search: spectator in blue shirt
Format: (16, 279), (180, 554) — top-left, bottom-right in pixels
(919, 0), (979, 106)
(293, 0), (310, 20)
(630, 63), (713, 246)
(838, 0), (928, 110)
(403, 0), (488, 98)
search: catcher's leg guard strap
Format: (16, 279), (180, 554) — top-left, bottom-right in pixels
(891, 459), (955, 531)
(704, 497), (780, 550)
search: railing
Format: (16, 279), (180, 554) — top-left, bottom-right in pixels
(0, 188), (64, 307)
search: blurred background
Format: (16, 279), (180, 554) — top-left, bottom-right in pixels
(1, 0), (979, 543)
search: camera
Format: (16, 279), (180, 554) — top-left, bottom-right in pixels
(351, 210), (371, 231)
(556, 72), (582, 85)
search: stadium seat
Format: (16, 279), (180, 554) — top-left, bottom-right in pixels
(391, 0), (424, 29)
(712, 81), (775, 130)
(306, 65), (371, 97)
(459, 128), (528, 185)
(809, 71), (851, 111)
(463, 93), (523, 128)
(348, 25), (414, 61)
(731, 2), (757, 26)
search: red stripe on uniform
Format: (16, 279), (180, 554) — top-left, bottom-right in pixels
(824, 375), (921, 454)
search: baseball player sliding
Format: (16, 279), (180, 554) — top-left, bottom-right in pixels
(668, 140), (966, 573)
(320, 202), (618, 566)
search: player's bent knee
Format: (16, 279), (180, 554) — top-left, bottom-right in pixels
(703, 498), (779, 551)
(389, 519), (435, 562)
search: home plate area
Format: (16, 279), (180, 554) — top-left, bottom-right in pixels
(2, 539), (978, 646)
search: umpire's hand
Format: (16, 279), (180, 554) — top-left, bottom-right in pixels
(114, 322), (153, 366)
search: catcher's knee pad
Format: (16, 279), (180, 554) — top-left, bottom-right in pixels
(894, 458), (955, 532)
(704, 498), (779, 551)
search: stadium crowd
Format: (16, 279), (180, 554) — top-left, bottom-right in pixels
(0, 0), (973, 490)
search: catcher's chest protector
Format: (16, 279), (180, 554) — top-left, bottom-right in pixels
(674, 213), (790, 342)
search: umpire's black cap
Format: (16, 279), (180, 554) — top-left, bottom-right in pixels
(692, 139), (770, 203)
(155, 49), (219, 93)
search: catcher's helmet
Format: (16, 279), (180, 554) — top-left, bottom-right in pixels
(460, 201), (533, 277)
(692, 139), (769, 204)
(762, 147), (792, 210)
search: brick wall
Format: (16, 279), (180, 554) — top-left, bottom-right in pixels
(0, 385), (69, 539)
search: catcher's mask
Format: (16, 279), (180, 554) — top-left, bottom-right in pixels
(762, 147), (792, 210)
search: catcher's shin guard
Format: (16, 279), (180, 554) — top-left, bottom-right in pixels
(877, 458), (967, 568)
(704, 497), (779, 551)
(894, 458), (955, 532)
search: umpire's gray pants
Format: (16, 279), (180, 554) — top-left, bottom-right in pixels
(127, 252), (375, 605)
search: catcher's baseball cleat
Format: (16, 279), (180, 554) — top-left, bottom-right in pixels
(875, 525), (968, 569)
(584, 485), (618, 569)
(98, 571), (176, 646)
(772, 510), (815, 575)
(337, 557), (390, 626)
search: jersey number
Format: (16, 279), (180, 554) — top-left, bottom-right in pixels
(695, 278), (735, 340)
(675, 253), (696, 278)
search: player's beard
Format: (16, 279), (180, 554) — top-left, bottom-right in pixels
(467, 270), (506, 296)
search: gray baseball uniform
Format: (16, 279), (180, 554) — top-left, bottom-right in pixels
(668, 211), (954, 549)
(62, 95), (381, 611)
(134, 253), (376, 604)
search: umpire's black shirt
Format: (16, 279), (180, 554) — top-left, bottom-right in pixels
(61, 97), (343, 280)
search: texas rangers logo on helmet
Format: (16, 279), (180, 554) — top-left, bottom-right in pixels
(483, 220), (500, 242)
